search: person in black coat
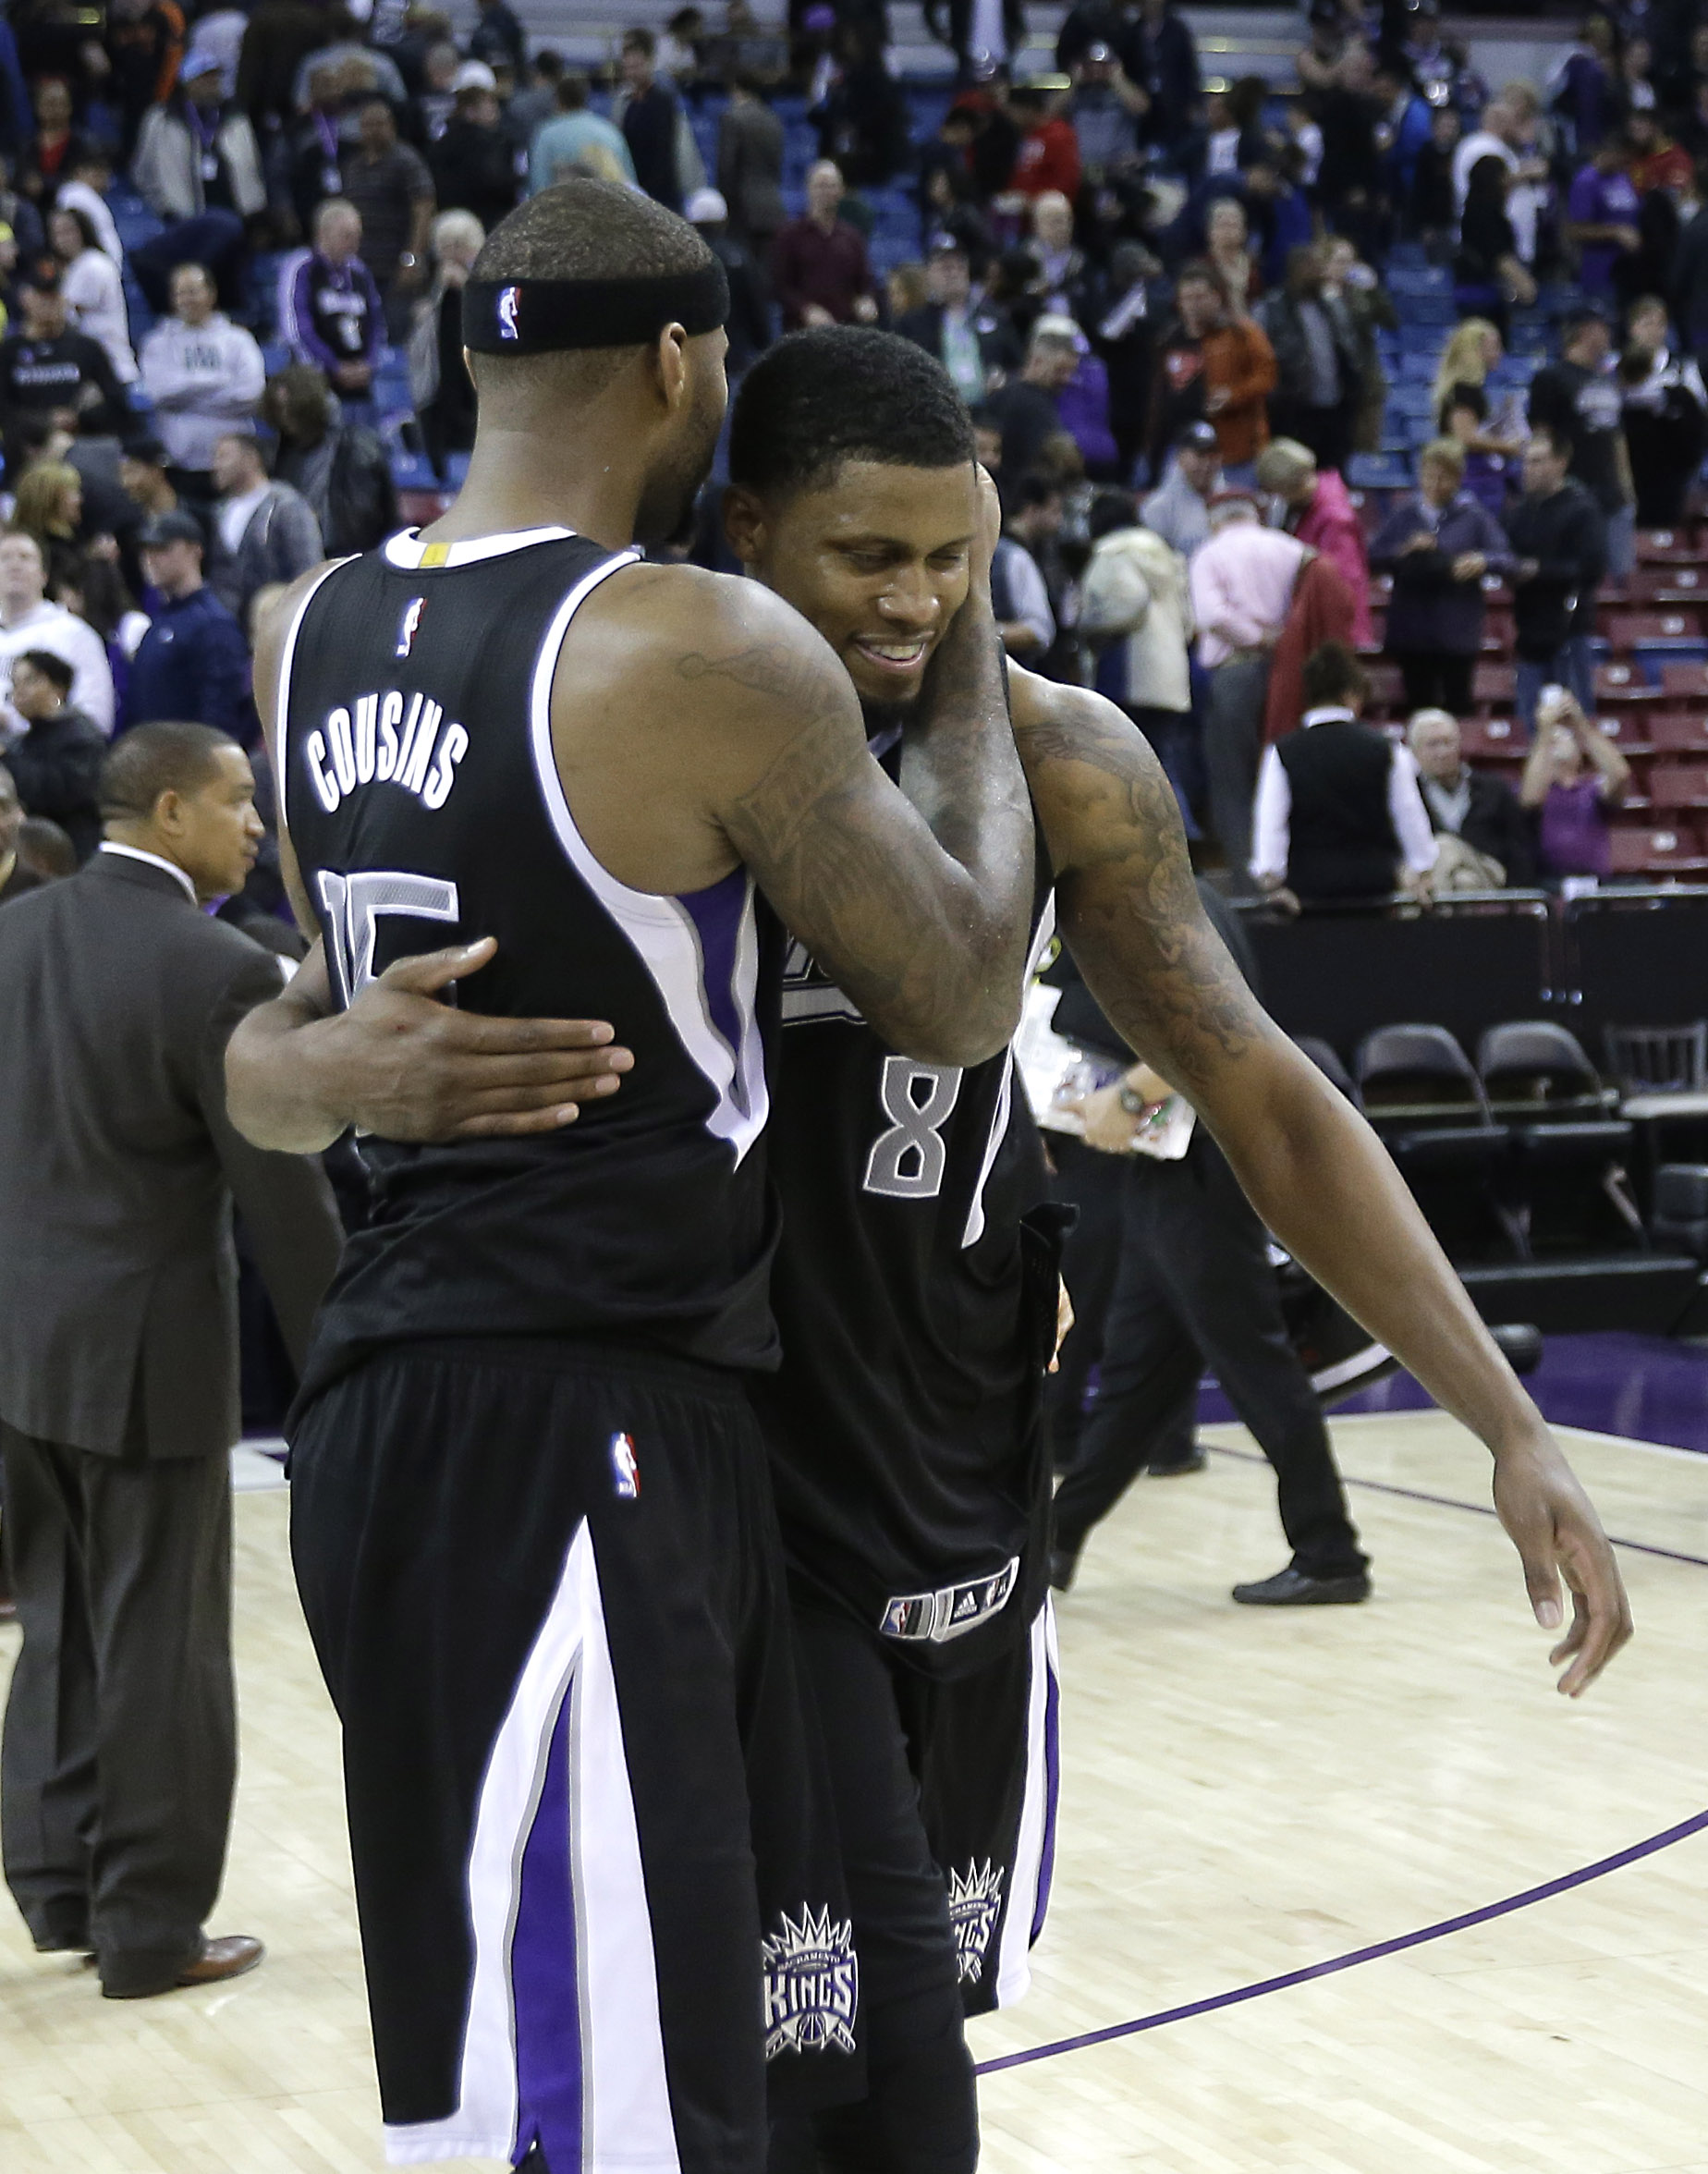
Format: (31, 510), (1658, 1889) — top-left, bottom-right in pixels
(895, 239), (1020, 405)
(1369, 437), (1515, 714)
(428, 74), (520, 235)
(262, 363), (399, 558)
(1407, 707), (1536, 886)
(1505, 424), (1607, 732)
(1, 648), (104, 861)
(0, 722), (342, 1997)
(617, 29), (682, 210)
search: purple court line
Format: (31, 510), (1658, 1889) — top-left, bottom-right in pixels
(1210, 1444), (1708, 1571)
(975, 1806), (1708, 2076)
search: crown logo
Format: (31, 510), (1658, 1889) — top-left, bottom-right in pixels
(946, 1860), (1005, 1984)
(761, 1904), (859, 2058)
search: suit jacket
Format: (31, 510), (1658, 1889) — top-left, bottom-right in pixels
(716, 96), (786, 246)
(0, 849), (343, 1458)
(896, 301), (1021, 386)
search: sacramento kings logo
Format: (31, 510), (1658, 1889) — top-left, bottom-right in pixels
(761, 1904), (859, 2058)
(946, 1860), (1004, 1984)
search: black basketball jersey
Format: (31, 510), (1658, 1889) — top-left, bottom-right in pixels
(277, 526), (782, 1398)
(750, 745), (1059, 1678)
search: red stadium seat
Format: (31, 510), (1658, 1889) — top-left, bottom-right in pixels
(1604, 609), (1704, 650)
(1649, 711), (1708, 752)
(1605, 823), (1708, 875)
(1649, 763), (1708, 809)
(1633, 564), (1708, 604)
(1595, 661), (1664, 706)
(1471, 661), (1515, 708)
(1596, 711), (1655, 757)
(1635, 528), (1708, 564)
(1459, 714), (1524, 760)
(1659, 661), (1708, 700)
(1362, 661), (1404, 713)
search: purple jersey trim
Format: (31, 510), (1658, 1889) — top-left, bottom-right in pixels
(678, 865), (749, 1067)
(510, 1676), (583, 2171)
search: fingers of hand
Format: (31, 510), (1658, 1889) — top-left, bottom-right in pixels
(436, 1015), (628, 1057)
(378, 938), (498, 992)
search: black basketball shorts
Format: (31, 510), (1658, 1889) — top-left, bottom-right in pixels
(793, 1596), (1061, 2027)
(288, 1341), (859, 2173)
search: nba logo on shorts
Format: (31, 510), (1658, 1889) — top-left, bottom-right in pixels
(609, 1432), (640, 1499)
(395, 596), (425, 657)
(497, 285), (521, 340)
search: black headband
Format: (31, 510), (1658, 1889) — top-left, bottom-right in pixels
(462, 264), (729, 353)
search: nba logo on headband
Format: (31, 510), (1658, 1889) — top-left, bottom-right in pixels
(497, 286), (520, 340)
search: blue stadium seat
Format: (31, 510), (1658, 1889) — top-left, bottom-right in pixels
(1348, 451), (1414, 490)
(1393, 294), (1457, 326)
(389, 448), (439, 492)
(1387, 263), (1450, 295)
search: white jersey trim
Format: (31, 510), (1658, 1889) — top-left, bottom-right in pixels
(382, 1521), (680, 2170)
(382, 524), (577, 568)
(272, 556), (359, 839)
(993, 1599), (1060, 2009)
(528, 557), (770, 1166)
(961, 896), (1058, 1247)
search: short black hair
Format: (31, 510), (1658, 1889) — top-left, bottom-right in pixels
(1089, 488), (1136, 541)
(474, 177), (713, 287)
(100, 721), (236, 824)
(1010, 470), (1063, 513)
(729, 327), (974, 497)
(17, 647), (72, 694)
(1300, 640), (1366, 710)
(471, 178), (717, 400)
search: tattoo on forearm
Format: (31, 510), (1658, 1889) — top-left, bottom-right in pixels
(1026, 696), (1266, 1092)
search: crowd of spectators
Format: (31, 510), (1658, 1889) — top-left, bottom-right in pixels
(2, 0), (1708, 922)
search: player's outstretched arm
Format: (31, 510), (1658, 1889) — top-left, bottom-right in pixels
(690, 577), (1034, 1068)
(1017, 673), (1631, 1695)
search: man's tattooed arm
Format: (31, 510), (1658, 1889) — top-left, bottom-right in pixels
(686, 582), (1033, 1067)
(1014, 676), (1635, 1693)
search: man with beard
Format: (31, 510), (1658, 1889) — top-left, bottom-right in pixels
(234, 325), (1634, 2174)
(224, 186), (1037, 2174)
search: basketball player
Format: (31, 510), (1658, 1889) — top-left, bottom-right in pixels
(243, 328), (1633, 2174)
(225, 189), (1040, 2174)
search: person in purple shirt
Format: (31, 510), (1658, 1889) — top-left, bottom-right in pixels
(277, 199), (383, 406)
(1565, 135), (1641, 301)
(1519, 688), (1630, 880)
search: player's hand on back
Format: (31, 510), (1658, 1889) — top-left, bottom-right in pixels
(1491, 1430), (1633, 1697)
(335, 940), (634, 1140)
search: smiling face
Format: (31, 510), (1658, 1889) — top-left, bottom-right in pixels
(725, 458), (979, 709)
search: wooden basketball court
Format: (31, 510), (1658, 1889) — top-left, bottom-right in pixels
(3, 1408), (1704, 2173)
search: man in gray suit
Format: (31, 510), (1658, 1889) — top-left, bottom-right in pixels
(0, 721), (343, 1998)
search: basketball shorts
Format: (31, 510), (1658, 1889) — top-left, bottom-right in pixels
(288, 1340), (859, 2174)
(792, 1597), (1060, 2026)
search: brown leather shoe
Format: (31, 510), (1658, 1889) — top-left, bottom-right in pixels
(103, 1935), (264, 1999)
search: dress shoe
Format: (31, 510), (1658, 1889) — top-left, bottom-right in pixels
(102, 1933), (264, 1999)
(1145, 1446), (1207, 1476)
(32, 1934), (92, 1955)
(1231, 1565), (1371, 1606)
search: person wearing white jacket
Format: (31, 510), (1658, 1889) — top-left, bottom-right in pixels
(1079, 501), (1195, 727)
(138, 264), (266, 482)
(49, 209), (138, 385)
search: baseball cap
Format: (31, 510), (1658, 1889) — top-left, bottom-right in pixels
(685, 187), (728, 225)
(137, 511), (205, 550)
(1178, 420), (1220, 452)
(452, 59), (498, 93)
(180, 48), (224, 81)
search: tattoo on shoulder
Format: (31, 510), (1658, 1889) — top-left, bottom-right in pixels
(1028, 695), (1266, 1086)
(677, 638), (841, 719)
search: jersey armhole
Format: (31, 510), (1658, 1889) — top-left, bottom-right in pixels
(273, 556), (359, 838)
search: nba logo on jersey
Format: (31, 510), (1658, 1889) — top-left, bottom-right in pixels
(761, 1905), (859, 2058)
(946, 1860), (1004, 1984)
(395, 596), (425, 657)
(609, 1432), (640, 1499)
(497, 285), (521, 340)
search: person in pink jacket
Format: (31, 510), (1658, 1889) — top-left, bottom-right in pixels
(1256, 437), (1373, 647)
